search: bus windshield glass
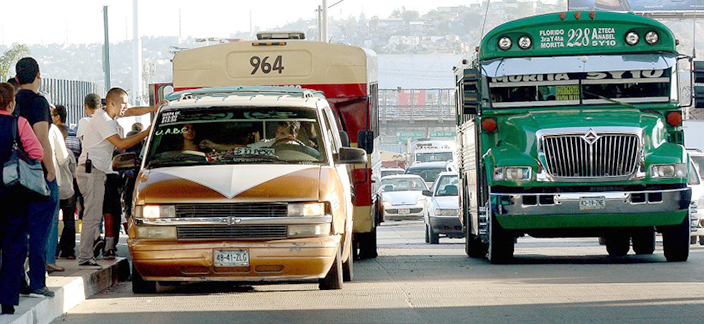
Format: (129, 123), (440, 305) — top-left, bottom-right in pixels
(145, 107), (325, 168)
(416, 152), (454, 163)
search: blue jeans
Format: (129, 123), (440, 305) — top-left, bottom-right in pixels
(24, 179), (59, 290)
(45, 202), (60, 264)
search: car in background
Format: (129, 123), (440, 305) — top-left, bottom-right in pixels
(423, 172), (463, 244)
(380, 167), (405, 178)
(688, 149), (704, 245)
(405, 161), (455, 188)
(377, 175), (429, 221)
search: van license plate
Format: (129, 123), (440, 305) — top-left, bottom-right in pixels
(214, 249), (249, 267)
(579, 197), (606, 210)
(399, 208), (411, 214)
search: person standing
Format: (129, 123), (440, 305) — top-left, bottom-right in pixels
(0, 82), (44, 314)
(52, 105), (78, 260)
(74, 94), (100, 238)
(76, 87), (155, 267)
(14, 57), (58, 298)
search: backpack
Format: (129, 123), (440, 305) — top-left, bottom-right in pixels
(58, 150), (76, 200)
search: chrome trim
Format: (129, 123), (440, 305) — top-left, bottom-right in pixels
(136, 215), (333, 226)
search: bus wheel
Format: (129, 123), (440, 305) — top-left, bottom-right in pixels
(466, 234), (485, 258)
(358, 228), (378, 259)
(632, 229), (655, 255)
(662, 215), (690, 262)
(487, 214), (513, 264)
(131, 264), (157, 294)
(319, 245), (343, 290)
(605, 234), (630, 256)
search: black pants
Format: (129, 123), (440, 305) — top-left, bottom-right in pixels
(0, 190), (29, 306)
(58, 195), (76, 257)
(103, 174), (123, 251)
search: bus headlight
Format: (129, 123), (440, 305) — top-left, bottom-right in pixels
(650, 164), (687, 178)
(625, 31), (640, 45)
(135, 226), (177, 239)
(498, 36), (512, 50)
(288, 202), (326, 216)
(135, 205), (176, 219)
(287, 224), (331, 237)
(494, 167), (531, 182)
(645, 31), (659, 45)
(518, 35), (532, 49)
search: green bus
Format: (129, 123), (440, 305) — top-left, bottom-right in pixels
(455, 11), (704, 263)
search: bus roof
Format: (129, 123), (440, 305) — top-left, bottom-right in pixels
(172, 40), (378, 98)
(479, 11), (676, 61)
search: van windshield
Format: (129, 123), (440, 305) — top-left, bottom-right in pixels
(145, 107), (325, 168)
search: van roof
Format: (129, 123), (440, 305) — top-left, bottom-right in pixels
(161, 86), (328, 110)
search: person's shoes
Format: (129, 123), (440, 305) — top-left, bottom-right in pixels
(1, 305), (15, 315)
(46, 263), (65, 272)
(66, 253), (76, 260)
(78, 260), (103, 269)
(28, 287), (55, 298)
(20, 285), (30, 295)
(103, 249), (116, 260)
(93, 237), (105, 258)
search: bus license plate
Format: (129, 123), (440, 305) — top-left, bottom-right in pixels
(214, 249), (249, 267)
(579, 197), (606, 210)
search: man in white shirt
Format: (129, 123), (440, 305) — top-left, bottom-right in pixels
(76, 93), (101, 140)
(76, 87), (156, 267)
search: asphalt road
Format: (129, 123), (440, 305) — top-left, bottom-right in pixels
(55, 221), (704, 324)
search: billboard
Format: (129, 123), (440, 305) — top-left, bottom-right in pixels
(569, 0), (704, 12)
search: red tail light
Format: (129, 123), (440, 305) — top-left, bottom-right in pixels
(666, 111), (682, 126)
(482, 118), (497, 133)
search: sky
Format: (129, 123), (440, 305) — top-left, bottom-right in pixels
(0, 0), (496, 46)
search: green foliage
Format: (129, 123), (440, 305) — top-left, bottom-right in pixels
(0, 44), (30, 79)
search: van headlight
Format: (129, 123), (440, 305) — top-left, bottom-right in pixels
(494, 167), (532, 181)
(135, 226), (177, 239)
(287, 224), (331, 237)
(135, 205), (176, 219)
(288, 202), (326, 216)
(650, 164), (687, 178)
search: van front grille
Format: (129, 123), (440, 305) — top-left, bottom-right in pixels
(177, 225), (287, 239)
(175, 203), (288, 218)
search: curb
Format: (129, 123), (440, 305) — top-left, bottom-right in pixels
(0, 258), (129, 324)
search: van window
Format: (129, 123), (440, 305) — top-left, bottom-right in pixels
(145, 107), (326, 168)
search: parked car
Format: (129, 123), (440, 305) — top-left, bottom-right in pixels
(377, 175), (429, 221)
(688, 149), (704, 245)
(405, 161), (455, 188)
(423, 172), (463, 244)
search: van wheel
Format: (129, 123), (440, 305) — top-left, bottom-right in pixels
(605, 234), (630, 256)
(425, 225), (430, 243)
(342, 236), (353, 282)
(632, 230), (655, 255)
(428, 225), (439, 244)
(319, 246), (343, 290)
(662, 215), (690, 262)
(131, 264), (156, 294)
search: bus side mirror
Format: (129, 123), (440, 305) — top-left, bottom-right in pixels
(694, 61), (704, 83)
(358, 130), (374, 154)
(463, 68), (479, 115)
(695, 86), (704, 109)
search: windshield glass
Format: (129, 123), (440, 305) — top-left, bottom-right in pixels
(381, 169), (404, 178)
(691, 156), (704, 179)
(434, 175), (459, 196)
(406, 167), (445, 183)
(380, 177), (428, 191)
(416, 152), (453, 163)
(145, 107), (325, 168)
(489, 69), (671, 108)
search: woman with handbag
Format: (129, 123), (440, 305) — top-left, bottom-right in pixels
(0, 82), (44, 315)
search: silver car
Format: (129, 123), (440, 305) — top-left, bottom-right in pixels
(378, 175), (429, 221)
(424, 172), (463, 244)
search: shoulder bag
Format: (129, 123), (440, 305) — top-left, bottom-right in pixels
(2, 117), (50, 197)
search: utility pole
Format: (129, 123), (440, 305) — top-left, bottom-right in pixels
(103, 6), (111, 91)
(322, 0), (328, 43)
(317, 5), (323, 41)
(132, 0), (144, 106)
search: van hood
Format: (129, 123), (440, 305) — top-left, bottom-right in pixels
(136, 165), (322, 203)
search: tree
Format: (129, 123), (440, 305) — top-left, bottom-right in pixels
(0, 44), (31, 80)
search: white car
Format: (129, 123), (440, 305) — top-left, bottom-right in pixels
(424, 172), (463, 244)
(688, 149), (704, 245)
(378, 175), (429, 221)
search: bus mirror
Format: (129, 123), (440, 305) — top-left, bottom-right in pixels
(463, 68), (479, 115)
(694, 61), (704, 83)
(339, 131), (350, 147)
(357, 130), (374, 154)
(694, 86), (704, 109)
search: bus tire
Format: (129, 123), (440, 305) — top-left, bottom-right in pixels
(631, 230), (655, 255)
(488, 215), (513, 264)
(319, 246), (343, 290)
(358, 228), (378, 259)
(662, 215), (690, 262)
(131, 264), (156, 294)
(466, 234), (485, 258)
(605, 234), (630, 256)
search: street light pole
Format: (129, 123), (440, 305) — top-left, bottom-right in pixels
(322, 0), (328, 43)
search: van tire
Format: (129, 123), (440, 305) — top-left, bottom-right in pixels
(428, 225), (439, 244)
(343, 236), (353, 282)
(131, 264), (156, 294)
(320, 246), (343, 290)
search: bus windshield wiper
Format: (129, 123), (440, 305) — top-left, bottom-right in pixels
(582, 90), (635, 109)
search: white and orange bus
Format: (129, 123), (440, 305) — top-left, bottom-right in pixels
(152, 32), (380, 258)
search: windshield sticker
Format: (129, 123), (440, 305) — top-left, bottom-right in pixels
(538, 27), (616, 49)
(205, 147), (276, 163)
(161, 111), (181, 123)
(154, 126), (188, 136)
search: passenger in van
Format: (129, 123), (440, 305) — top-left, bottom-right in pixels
(200, 121), (306, 151)
(180, 124), (201, 152)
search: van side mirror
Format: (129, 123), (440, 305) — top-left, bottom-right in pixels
(422, 190), (432, 197)
(462, 68), (479, 115)
(339, 131), (350, 147)
(112, 152), (138, 171)
(357, 130), (374, 154)
(336, 147), (367, 164)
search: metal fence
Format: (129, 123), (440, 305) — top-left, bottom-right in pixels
(379, 88), (455, 122)
(40, 79), (103, 128)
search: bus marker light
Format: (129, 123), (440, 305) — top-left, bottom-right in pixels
(574, 12), (581, 20)
(589, 12), (595, 20)
(559, 13), (566, 20)
(498, 37), (512, 50)
(625, 31), (639, 45)
(645, 31), (659, 45)
(518, 36), (532, 49)
(666, 111), (682, 126)
(482, 118), (497, 133)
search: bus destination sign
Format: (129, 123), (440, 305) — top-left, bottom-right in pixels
(538, 27), (617, 49)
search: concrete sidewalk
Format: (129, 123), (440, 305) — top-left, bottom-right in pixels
(0, 257), (129, 324)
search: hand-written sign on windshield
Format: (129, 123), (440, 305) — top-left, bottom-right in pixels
(206, 147), (276, 163)
(538, 27), (617, 49)
(556, 85), (580, 100)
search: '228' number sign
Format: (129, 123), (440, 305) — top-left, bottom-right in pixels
(250, 55), (284, 75)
